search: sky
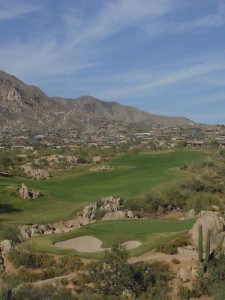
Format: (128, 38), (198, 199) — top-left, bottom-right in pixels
(0, 0), (225, 124)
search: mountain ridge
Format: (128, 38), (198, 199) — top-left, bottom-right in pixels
(0, 70), (194, 132)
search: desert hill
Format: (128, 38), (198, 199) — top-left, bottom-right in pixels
(0, 70), (194, 133)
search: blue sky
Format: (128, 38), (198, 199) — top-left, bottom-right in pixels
(0, 0), (225, 124)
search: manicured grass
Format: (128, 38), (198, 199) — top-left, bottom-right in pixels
(22, 218), (196, 258)
(0, 150), (206, 224)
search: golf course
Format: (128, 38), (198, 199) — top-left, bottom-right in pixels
(0, 150), (206, 224)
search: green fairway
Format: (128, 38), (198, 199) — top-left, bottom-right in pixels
(22, 218), (195, 258)
(0, 150), (206, 224)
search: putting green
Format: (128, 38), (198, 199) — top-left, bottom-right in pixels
(22, 218), (196, 258)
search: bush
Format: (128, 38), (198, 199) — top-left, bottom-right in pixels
(8, 250), (55, 269)
(185, 191), (219, 213)
(94, 208), (107, 221)
(86, 247), (172, 298)
(178, 285), (192, 299)
(156, 234), (190, 255)
(0, 224), (20, 243)
(171, 258), (180, 264)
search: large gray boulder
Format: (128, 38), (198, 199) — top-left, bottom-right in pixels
(190, 214), (225, 248)
(187, 209), (196, 218)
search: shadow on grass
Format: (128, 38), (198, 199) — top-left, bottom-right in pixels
(0, 204), (22, 214)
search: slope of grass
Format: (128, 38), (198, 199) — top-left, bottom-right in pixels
(22, 218), (195, 258)
(0, 150), (206, 224)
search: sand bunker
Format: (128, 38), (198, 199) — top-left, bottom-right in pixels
(55, 236), (142, 253)
(55, 236), (109, 253)
(121, 240), (142, 250)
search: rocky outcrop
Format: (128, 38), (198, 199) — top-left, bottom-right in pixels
(103, 210), (134, 220)
(90, 165), (113, 172)
(92, 156), (102, 163)
(82, 203), (97, 220)
(187, 209), (196, 219)
(190, 214), (225, 248)
(20, 221), (80, 239)
(81, 196), (134, 222)
(18, 183), (40, 200)
(20, 165), (49, 180)
(100, 196), (122, 212)
(0, 240), (14, 273)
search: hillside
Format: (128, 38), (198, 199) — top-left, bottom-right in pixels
(53, 95), (194, 127)
(0, 70), (194, 133)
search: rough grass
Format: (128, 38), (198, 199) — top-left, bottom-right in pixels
(0, 150), (206, 224)
(22, 218), (196, 259)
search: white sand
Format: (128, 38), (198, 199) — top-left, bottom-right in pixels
(121, 240), (142, 250)
(55, 236), (109, 253)
(55, 236), (142, 253)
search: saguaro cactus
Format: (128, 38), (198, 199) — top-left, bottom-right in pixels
(198, 224), (203, 262)
(198, 224), (225, 272)
(205, 229), (211, 261)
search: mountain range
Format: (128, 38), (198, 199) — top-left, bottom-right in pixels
(0, 70), (194, 133)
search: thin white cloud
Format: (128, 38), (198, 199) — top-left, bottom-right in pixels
(97, 56), (225, 99)
(0, 0), (41, 21)
(175, 2), (225, 33)
(69, 0), (177, 44)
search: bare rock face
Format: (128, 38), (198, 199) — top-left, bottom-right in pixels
(90, 165), (112, 172)
(20, 165), (49, 180)
(100, 196), (122, 212)
(81, 196), (133, 222)
(0, 240), (14, 273)
(92, 156), (102, 163)
(103, 210), (127, 220)
(19, 183), (40, 200)
(82, 203), (97, 220)
(187, 209), (196, 218)
(190, 214), (225, 248)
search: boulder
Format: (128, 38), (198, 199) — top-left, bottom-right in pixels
(114, 211), (127, 219)
(0, 240), (14, 253)
(19, 183), (40, 200)
(190, 214), (225, 248)
(127, 211), (134, 218)
(20, 165), (49, 180)
(93, 156), (102, 163)
(187, 209), (196, 218)
(102, 212), (115, 221)
(178, 267), (192, 282)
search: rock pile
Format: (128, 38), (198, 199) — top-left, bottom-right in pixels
(90, 165), (113, 172)
(20, 165), (49, 180)
(19, 183), (40, 200)
(20, 222), (80, 239)
(103, 210), (134, 220)
(82, 203), (97, 220)
(0, 240), (14, 273)
(100, 196), (122, 212)
(81, 196), (134, 222)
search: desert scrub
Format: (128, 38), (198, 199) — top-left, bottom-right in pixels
(0, 224), (20, 243)
(156, 234), (190, 255)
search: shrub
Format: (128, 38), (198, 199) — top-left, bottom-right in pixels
(94, 208), (107, 221)
(171, 258), (180, 264)
(156, 234), (190, 255)
(0, 224), (20, 243)
(8, 250), (55, 269)
(178, 285), (192, 299)
(185, 191), (219, 213)
(86, 247), (172, 298)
